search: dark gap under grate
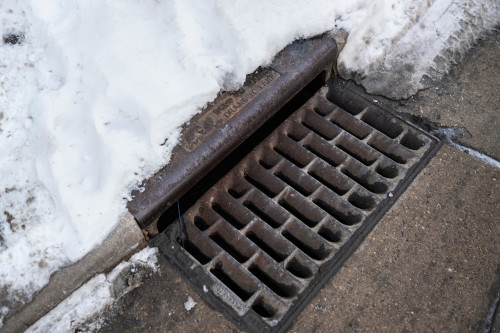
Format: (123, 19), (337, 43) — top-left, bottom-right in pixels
(152, 83), (440, 333)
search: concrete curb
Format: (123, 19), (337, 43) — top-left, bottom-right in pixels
(1, 213), (146, 333)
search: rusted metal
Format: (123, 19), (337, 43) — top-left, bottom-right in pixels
(128, 35), (337, 232)
(152, 82), (441, 333)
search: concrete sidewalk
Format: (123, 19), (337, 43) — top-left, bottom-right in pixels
(76, 32), (500, 332)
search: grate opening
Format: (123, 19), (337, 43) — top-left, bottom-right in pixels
(300, 111), (341, 141)
(251, 296), (279, 318)
(211, 202), (247, 230)
(273, 146), (307, 168)
(348, 192), (376, 210)
(307, 166), (351, 196)
(286, 257), (314, 279)
(246, 230), (289, 262)
(368, 134), (412, 164)
(258, 159), (274, 170)
(278, 197), (320, 228)
(248, 260), (298, 298)
(376, 162), (399, 179)
(243, 174), (279, 198)
(312, 197), (362, 226)
(361, 109), (404, 139)
(282, 226), (331, 261)
(318, 225), (343, 243)
(341, 164), (388, 194)
(275, 170), (314, 196)
(210, 232), (252, 263)
(243, 201), (282, 228)
(336, 137), (378, 166)
(400, 131), (425, 150)
(193, 216), (211, 231)
(304, 141), (344, 168)
(326, 89), (365, 115)
(181, 239), (213, 265)
(285, 120), (310, 142)
(210, 260), (257, 302)
(328, 109), (372, 140)
(300, 121), (335, 141)
(227, 188), (247, 199)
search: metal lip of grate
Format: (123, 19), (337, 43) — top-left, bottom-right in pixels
(152, 84), (440, 333)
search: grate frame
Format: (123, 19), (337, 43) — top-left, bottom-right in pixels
(152, 81), (441, 333)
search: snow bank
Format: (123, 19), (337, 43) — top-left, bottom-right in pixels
(337, 0), (500, 99)
(0, 0), (498, 324)
(26, 247), (159, 333)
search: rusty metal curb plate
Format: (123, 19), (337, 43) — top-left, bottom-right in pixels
(128, 35), (337, 233)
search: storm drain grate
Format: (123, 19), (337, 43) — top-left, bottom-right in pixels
(152, 84), (440, 332)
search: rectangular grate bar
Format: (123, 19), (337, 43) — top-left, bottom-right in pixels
(152, 83), (440, 333)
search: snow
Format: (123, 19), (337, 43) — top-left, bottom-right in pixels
(26, 246), (159, 333)
(0, 0), (498, 326)
(184, 296), (197, 311)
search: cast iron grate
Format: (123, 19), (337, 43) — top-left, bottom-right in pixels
(152, 84), (440, 332)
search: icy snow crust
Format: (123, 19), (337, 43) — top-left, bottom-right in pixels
(0, 0), (498, 322)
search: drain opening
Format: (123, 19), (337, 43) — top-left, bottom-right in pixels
(252, 296), (279, 318)
(286, 257), (313, 279)
(153, 78), (440, 333)
(210, 260), (257, 302)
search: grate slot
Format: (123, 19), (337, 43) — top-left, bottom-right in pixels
(299, 110), (341, 141)
(317, 221), (344, 243)
(282, 222), (331, 261)
(193, 216), (211, 231)
(244, 201), (281, 228)
(256, 146), (281, 170)
(302, 134), (347, 167)
(341, 160), (389, 194)
(313, 191), (363, 226)
(251, 296), (280, 318)
(246, 228), (291, 262)
(286, 256), (314, 279)
(278, 193), (323, 228)
(348, 191), (376, 210)
(400, 131), (427, 150)
(368, 132), (415, 164)
(307, 162), (353, 196)
(249, 256), (299, 298)
(326, 89), (365, 115)
(313, 95), (336, 116)
(210, 232), (250, 263)
(273, 135), (315, 168)
(181, 239), (213, 265)
(361, 109), (404, 139)
(328, 108), (373, 140)
(375, 159), (400, 179)
(242, 191), (288, 228)
(210, 258), (257, 302)
(274, 163), (318, 196)
(336, 135), (379, 166)
(248, 160), (286, 193)
(179, 223), (219, 264)
(284, 120), (310, 142)
(211, 199), (248, 230)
